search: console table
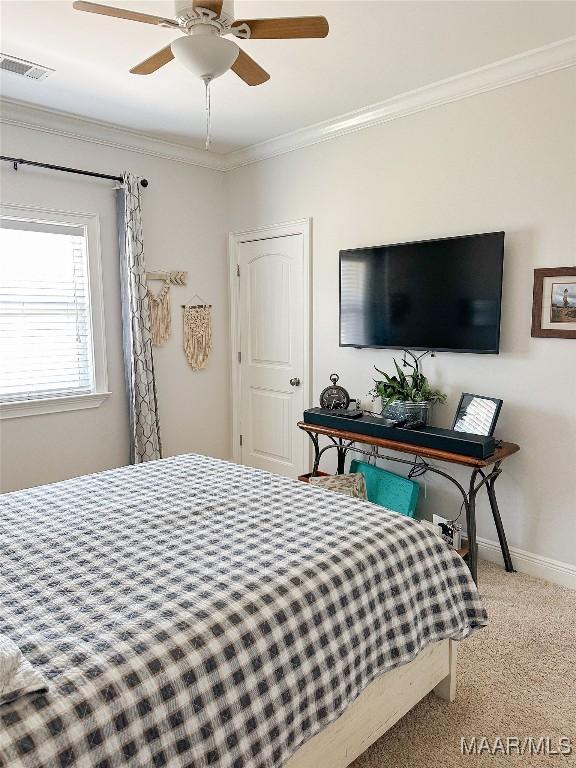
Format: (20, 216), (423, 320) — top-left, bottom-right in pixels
(297, 421), (520, 584)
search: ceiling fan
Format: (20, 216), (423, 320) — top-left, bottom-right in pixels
(72, 1), (329, 86)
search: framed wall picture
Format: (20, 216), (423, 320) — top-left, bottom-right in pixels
(531, 267), (576, 339)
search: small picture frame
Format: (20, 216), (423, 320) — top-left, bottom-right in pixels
(452, 393), (503, 437)
(531, 267), (576, 339)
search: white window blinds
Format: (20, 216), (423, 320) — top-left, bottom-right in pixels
(0, 218), (95, 403)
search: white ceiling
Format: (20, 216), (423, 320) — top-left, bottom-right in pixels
(1, 0), (575, 154)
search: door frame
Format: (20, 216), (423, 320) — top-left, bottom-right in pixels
(228, 218), (312, 466)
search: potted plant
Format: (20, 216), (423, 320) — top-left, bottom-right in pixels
(369, 351), (446, 424)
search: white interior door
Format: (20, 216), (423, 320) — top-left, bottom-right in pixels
(236, 230), (309, 477)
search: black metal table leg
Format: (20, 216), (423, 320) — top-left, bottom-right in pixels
(487, 467), (515, 572)
(336, 439), (346, 474)
(310, 432), (321, 475)
(466, 470), (479, 585)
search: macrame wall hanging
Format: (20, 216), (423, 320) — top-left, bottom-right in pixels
(145, 270), (187, 347)
(182, 295), (213, 371)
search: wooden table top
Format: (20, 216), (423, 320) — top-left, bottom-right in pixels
(297, 421), (520, 468)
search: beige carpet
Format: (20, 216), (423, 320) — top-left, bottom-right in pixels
(351, 560), (576, 768)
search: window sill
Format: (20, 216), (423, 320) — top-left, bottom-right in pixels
(0, 392), (111, 420)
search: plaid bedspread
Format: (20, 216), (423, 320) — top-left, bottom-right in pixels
(0, 454), (487, 768)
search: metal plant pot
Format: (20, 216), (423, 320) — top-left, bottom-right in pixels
(381, 400), (432, 425)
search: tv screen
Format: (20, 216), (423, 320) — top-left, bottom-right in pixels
(339, 231), (504, 353)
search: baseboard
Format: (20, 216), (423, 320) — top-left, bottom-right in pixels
(477, 537), (576, 590)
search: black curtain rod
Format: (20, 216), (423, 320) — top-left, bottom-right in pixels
(1, 155), (149, 187)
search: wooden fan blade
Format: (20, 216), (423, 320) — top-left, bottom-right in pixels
(193, 0), (223, 16)
(231, 49), (270, 86)
(73, 1), (175, 26)
(232, 16), (329, 39)
(130, 45), (174, 75)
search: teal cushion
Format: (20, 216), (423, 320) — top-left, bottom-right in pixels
(349, 459), (419, 517)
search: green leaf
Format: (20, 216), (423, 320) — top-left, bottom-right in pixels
(369, 354), (447, 406)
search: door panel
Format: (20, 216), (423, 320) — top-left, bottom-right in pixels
(238, 233), (307, 477)
(248, 254), (291, 366)
(250, 387), (292, 463)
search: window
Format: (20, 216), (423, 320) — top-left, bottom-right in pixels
(0, 204), (109, 418)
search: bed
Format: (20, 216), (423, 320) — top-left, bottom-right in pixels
(0, 454), (487, 768)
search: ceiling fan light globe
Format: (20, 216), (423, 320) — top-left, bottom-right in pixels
(171, 34), (239, 80)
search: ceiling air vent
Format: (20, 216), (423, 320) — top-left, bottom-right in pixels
(0, 54), (54, 81)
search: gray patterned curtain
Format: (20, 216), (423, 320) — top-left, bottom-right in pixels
(117, 172), (162, 463)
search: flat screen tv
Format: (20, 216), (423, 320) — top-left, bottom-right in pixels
(339, 231), (504, 353)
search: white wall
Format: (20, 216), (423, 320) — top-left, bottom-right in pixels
(226, 68), (576, 568)
(0, 123), (230, 492)
(1, 67), (574, 571)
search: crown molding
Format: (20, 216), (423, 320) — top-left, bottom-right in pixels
(0, 98), (227, 171)
(221, 35), (576, 170)
(1, 36), (575, 174)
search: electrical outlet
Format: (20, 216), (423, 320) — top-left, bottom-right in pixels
(432, 514), (462, 549)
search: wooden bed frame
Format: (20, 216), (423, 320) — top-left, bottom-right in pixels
(287, 639), (457, 768)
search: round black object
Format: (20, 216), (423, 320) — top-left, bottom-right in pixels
(319, 373), (350, 410)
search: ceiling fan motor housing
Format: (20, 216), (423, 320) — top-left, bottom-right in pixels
(172, 1), (235, 28)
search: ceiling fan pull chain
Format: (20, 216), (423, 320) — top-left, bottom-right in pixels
(204, 77), (212, 152)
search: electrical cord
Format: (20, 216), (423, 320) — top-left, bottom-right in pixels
(452, 499), (466, 524)
(407, 455), (428, 479)
(407, 454), (466, 523)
